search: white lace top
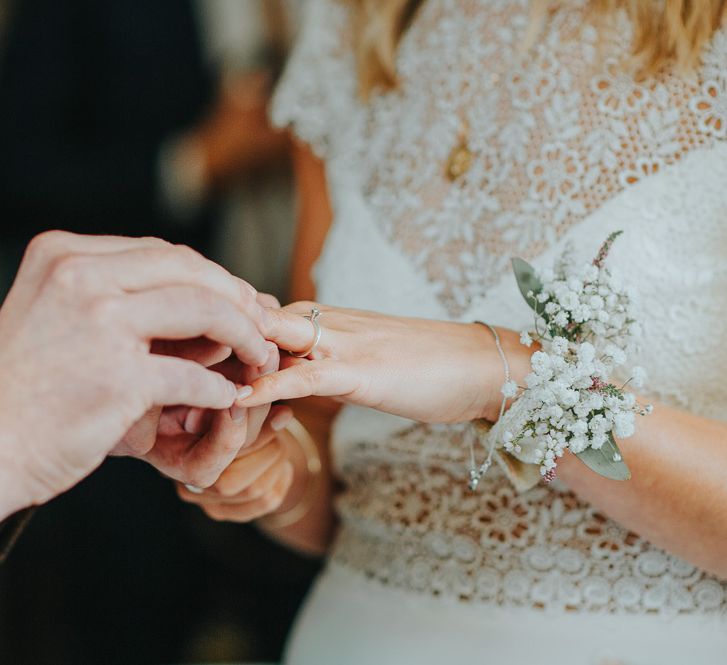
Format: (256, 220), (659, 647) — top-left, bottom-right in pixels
(272, 0), (727, 618)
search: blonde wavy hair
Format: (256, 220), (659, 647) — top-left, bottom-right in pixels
(353, 0), (727, 98)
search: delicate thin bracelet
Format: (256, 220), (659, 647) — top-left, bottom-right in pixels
(259, 418), (322, 530)
(468, 322), (512, 490)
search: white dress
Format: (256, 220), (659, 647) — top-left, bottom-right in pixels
(271, 1), (727, 663)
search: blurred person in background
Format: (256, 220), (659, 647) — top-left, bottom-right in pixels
(0, 2), (309, 665)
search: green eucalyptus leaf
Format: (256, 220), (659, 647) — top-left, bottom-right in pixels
(512, 257), (543, 314)
(576, 433), (631, 481)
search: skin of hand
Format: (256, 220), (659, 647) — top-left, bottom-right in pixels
(176, 404), (298, 523)
(112, 291), (283, 488)
(241, 302), (532, 424)
(113, 345), (280, 489)
(248, 301), (727, 579)
(0, 231), (270, 520)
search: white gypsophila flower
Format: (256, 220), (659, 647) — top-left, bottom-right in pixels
(551, 336), (569, 354)
(604, 344), (627, 367)
(577, 342), (596, 364)
(520, 330), (533, 347)
(613, 411), (635, 438)
(590, 432), (608, 450)
(589, 294), (605, 310)
(531, 350), (551, 374)
(569, 420), (589, 436)
(501, 380), (519, 398)
(573, 305), (592, 323)
(557, 289), (580, 311)
(569, 436), (589, 454)
(622, 392), (636, 408)
(558, 388), (580, 408)
(589, 414), (609, 436)
(500, 232), (649, 481)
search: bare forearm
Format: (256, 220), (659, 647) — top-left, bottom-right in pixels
(557, 400), (727, 578)
(259, 459), (336, 557)
(258, 397), (339, 556)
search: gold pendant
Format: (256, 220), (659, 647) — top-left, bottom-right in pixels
(446, 142), (473, 181)
(446, 117), (473, 181)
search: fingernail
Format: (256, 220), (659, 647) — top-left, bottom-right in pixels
(236, 386), (253, 401)
(271, 410), (293, 432)
(184, 409), (203, 434)
(228, 381), (238, 401)
(230, 405), (247, 424)
(262, 344), (279, 376)
(255, 349), (270, 367)
(185, 484), (204, 495)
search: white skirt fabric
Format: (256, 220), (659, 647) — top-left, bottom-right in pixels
(284, 562), (727, 665)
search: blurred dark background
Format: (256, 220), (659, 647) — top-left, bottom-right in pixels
(0, 1), (319, 663)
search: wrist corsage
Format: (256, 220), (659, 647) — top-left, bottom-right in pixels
(470, 232), (651, 491)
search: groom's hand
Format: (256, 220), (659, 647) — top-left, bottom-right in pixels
(116, 347), (281, 489)
(0, 231), (269, 520)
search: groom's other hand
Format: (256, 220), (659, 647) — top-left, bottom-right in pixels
(0, 231), (269, 521)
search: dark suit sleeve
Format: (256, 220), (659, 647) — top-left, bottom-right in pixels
(0, 507), (35, 565)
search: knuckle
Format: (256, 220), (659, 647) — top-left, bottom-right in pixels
(267, 488), (287, 513)
(203, 505), (226, 522)
(263, 372), (282, 395)
(290, 300), (317, 312)
(215, 468), (244, 497)
(220, 433), (243, 456)
(186, 286), (224, 320)
(216, 480), (241, 498)
(25, 230), (68, 263)
(238, 280), (258, 305)
(302, 365), (320, 392)
(261, 493), (279, 512)
(173, 243), (204, 266)
(238, 484), (262, 501)
(88, 295), (124, 327)
(257, 292), (280, 309)
(49, 254), (94, 290)
(259, 306), (279, 338)
(139, 236), (171, 248)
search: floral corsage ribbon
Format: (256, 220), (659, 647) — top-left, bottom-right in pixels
(471, 231), (652, 492)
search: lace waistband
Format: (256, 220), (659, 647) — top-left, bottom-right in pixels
(331, 519), (727, 618)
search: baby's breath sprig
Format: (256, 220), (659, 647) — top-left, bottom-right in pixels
(496, 232), (651, 483)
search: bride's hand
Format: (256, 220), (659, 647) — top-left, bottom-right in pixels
(243, 302), (533, 424)
(176, 405), (296, 522)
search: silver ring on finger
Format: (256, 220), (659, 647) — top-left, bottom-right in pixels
(290, 307), (323, 359)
